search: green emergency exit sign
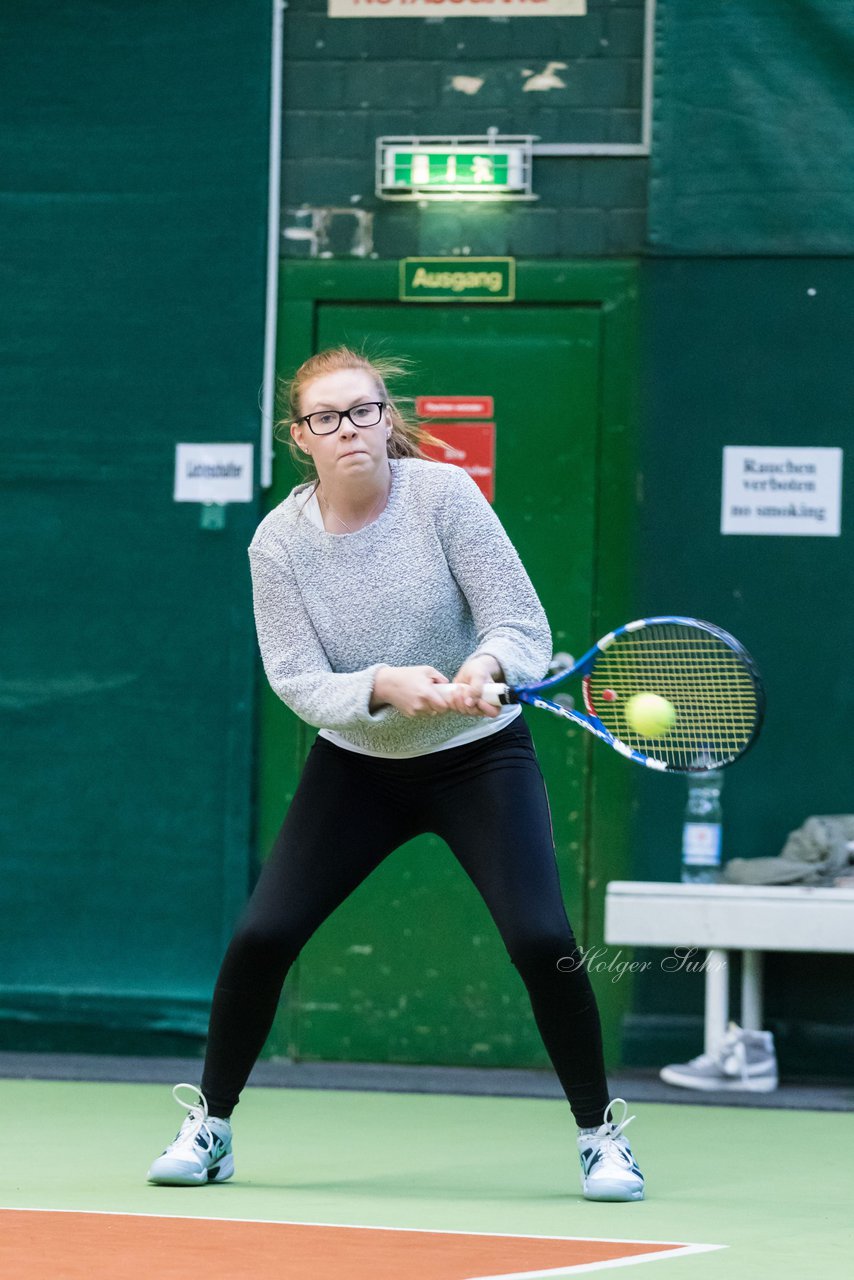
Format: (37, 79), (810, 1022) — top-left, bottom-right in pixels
(398, 150), (513, 189)
(377, 136), (536, 202)
(400, 258), (516, 303)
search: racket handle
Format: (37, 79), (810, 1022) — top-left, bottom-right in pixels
(436, 681), (508, 706)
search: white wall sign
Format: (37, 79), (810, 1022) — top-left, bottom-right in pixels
(174, 444), (254, 504)
(721, 446), (842, 537)
(329, 0), (585, 16)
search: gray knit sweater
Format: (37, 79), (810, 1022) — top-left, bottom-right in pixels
(247, 457), (552, 755)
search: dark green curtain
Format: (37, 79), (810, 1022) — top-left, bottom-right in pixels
(650, 0), (854, 252)
(0, 1), (270, 1047)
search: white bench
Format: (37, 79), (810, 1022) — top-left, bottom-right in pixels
(603, 880), (854, 1056)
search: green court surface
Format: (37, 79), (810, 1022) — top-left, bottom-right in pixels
(0, 1079), (850, 1279)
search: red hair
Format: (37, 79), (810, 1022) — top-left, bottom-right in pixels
(275, 346), (446, 476)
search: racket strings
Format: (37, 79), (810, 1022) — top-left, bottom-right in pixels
(588, 624), (761, 768)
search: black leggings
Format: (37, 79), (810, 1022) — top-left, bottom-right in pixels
(201, 715), (611, 1129)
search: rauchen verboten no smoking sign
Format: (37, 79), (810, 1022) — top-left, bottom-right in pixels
(721, 446), (842, 537)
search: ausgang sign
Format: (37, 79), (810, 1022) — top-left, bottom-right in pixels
(400, 258), (515, 302)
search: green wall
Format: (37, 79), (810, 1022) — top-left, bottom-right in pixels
(3, 0), (851, 1081)
(254, 0), (854, 1080)
(621, 1), (854, 1075)
(624, 258), (854, 1074)
(651, 0), (854, 253)
(0, 1), (271, 1050)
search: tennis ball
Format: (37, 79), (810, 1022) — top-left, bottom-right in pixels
(624, 693), (677, 737)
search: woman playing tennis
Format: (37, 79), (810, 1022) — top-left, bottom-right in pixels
(147, 347), (645, 1202)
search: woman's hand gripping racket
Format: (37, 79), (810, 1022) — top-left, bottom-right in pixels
(441, 617), (765, 773)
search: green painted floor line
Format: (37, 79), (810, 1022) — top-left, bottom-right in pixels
(1, 1080), (850, 1280)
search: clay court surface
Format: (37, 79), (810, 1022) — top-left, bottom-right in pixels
(1, 1078), (850, 1279)
(0, 1209), (708, 1279)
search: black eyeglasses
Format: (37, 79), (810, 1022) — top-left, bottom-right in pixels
(298, 401), (386, 436)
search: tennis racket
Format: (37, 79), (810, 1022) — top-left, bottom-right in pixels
(441, 616), (765, 773)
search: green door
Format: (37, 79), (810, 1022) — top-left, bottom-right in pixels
(277, 302), (604, 1069)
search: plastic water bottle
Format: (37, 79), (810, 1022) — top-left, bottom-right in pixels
(681, 770), (724, 883)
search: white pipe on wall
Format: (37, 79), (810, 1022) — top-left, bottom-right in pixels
(260, 0), (285, 490)
(531, 0), (655, 157)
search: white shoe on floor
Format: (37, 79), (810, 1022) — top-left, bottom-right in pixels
(659, 1022), (778, 1092)
(577, 1098), (645, 1202)
(147, 1083), (234, 1186)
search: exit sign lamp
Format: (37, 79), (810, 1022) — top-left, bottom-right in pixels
(377, 135), (536, 202)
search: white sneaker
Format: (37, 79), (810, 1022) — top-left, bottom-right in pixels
(147, 1083), (234, 1186)
(659, 1022), (778, 1092)
(577, 1098), (645, 1202)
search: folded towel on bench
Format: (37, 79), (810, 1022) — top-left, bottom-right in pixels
(724, 815), (854, 887)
